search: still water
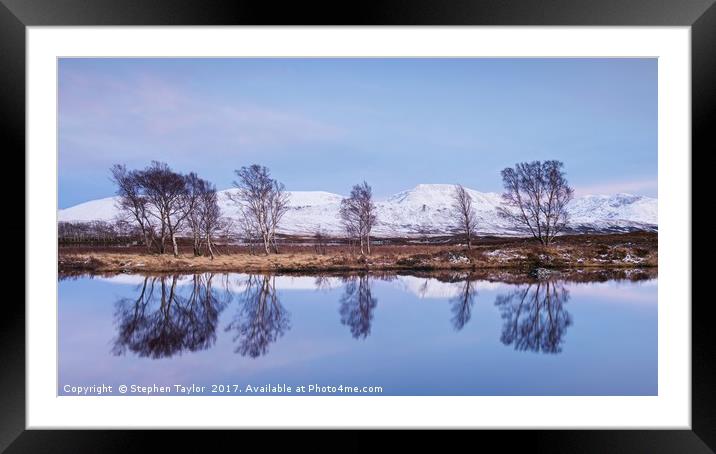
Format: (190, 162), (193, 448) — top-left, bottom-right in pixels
(58, 272), (657, 396)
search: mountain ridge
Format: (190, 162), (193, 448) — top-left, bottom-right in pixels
(59, 183), (658, 236)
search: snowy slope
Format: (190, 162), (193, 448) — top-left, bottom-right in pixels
(217, 189), (346, 235)
(567, 193), (658, 231)
(375, 184), (513, 235)
(59, 184), (657, 236)
(58, 196), (126, 223)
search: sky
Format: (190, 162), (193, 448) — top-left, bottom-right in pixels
(58, 58), (657, 208)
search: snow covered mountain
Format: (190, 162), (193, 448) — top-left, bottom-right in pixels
(58, 184), (657, 236)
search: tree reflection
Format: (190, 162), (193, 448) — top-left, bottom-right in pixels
(494, 280), (572, 354)
(339, 274), (377, 339)
(314, 275), (337, 291)
(449, 279), (477, 331)
(225, 275), (290, 358)
(112, 273), (230, 358)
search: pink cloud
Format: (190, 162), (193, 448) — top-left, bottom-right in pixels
(59, 69), (346, 160)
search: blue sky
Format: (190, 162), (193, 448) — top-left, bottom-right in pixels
(58, 58), (657, 208)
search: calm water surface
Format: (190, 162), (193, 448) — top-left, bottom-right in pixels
(58, 272), (657, 396)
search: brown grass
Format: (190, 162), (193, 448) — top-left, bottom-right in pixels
(58, 232), (657, 274)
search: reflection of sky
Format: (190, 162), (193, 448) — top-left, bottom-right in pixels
(59, 275), (657, 396)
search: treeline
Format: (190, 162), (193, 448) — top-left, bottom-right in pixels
(58, 220), (140, 245)
(106, 162), (293, 258)
(69, 159), (574, 256)
(103, 161), (385, 258)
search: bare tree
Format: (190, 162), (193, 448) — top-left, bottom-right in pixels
(498, 160), (574, 246)
(197, 181), (222, 259)
(314, 226), (328, 255)
(339, 181), (377, 255)
(183, 173), (206, 256)
(268, 181), (290, 253)
(234, 210), (260, 255)
(182, 175), (224, 259)
(451, 184), (478, 250)
(339, 203), (361, 254)
(229, 164), (288, 255)
(110, 162), (220, 256)
(136, 161), (190, 257)
(110, 164), (157, 252)
(358, 182), (377, 255)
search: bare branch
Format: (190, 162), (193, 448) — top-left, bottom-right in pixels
(451, 184), (478, 249)
(499, 160), (573, 245)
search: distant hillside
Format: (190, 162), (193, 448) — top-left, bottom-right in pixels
(59, 184), (657, 236)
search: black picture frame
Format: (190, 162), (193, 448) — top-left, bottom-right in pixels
(3, 0), (712, 449)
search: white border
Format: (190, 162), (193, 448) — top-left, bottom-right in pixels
(27, 27), (691, 429)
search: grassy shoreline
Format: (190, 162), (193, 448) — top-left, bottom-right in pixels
(59, 232), (657, 275)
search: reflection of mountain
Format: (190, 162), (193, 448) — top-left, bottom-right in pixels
(100, 273), (494, 299)
(339, 274), (377, 339)
(112, 274), (230, 359)
(225, 275), (290, 358)
(494, 281), (572, 354)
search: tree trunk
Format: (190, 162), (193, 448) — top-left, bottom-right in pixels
(159, 219), (167, 254)
(143, 231), (153, 253)
(262, 232), (270, 255)
(171, 233), (179, 257)
(270, 227), (279, 254)
(271, 233), (279, 254)
(366, 234), (371, 255)
(206, 232), (215, 260)
(193, 232), (200, 256)
(158, 227), (167, 254)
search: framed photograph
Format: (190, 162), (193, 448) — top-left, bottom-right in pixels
(5, 0), (712, 448)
